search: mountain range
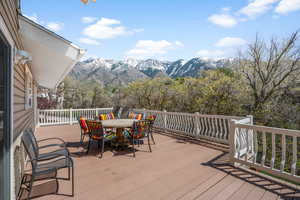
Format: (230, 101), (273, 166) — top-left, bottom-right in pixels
(68, 57), (234, 87)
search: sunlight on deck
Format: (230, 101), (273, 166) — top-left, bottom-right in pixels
(26, 125), (300, 200)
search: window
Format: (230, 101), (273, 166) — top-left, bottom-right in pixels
(0, 29), (11, 200)
(25, 66), (33, 109)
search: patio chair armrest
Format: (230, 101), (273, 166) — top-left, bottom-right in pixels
(37, 137), (65, 144)
(38, 143), (66, 149)
(37, 138), (66, 149)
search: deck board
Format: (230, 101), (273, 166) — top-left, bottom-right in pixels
(21, 125), (299, 200)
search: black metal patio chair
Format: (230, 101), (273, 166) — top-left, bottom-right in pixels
(26, 129), (70, 161)
(123, 120), (152, 157)
(145, 115), (157, 144)
(21, 132), (74, 199)
(78, 116), (90, 146)
(86, 120), (117, 158)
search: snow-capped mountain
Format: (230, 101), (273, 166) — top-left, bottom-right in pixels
(68, 57), (233, 86)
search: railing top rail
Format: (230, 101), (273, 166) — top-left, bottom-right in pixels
(133, 109), (245, 120)
(40, 109), (70, 112)
(234, 123), (300, 137)
(40, 108), (113, 112)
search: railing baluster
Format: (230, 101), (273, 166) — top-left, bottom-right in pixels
(262, 131), (266, 166)
(271, 133), (276, 169)
(224, 119), (228, 140)
(253, 130), (258, 164)
(215, 118), (219, 139)
(291, 136), (297, 175)
(204, 117), (209, 137)
(237, 128), (242, 160)
(212, 118), (215, 138)
(199, 116), (203, 136)
(280, 135), (286, 172)
(245, 128), (249, 162)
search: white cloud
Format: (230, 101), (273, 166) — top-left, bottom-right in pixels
(82, 17), (97, 23)
(126, 40), (183, 57)
(131, 28), (144, 33)
(79, 37), (101, 45)
(215, 37), (247, 47)
(175, 41), (184, 47)
(46, 22), (64, 32)
(196, 50), (225, 60)
(82, 17), (142, 39)
(24, 13), (64, 32)
(222, 7), (232, 12)
(275, 0), (300, 14)
(208, 14), (238, 28)
(238, 0), (280, 18)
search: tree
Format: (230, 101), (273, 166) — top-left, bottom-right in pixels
(237, 31), (300, 112)
(195, 69), (245, 115)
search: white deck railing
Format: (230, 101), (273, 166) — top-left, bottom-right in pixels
(133, 109), (249, 144)
(230, 120), (300, 183)
(38, 108), (113, 126)
(38, 107), (300, 183)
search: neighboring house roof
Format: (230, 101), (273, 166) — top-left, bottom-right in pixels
(19, 15), (85, 88)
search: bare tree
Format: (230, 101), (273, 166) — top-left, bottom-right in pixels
(237, 31), (300, 111)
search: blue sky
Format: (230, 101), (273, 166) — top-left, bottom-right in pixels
(22, 0), (300, 61)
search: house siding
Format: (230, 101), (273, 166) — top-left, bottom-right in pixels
(0, 1), (37, 199)
(0, 0), (36, 140)
(13, 62), (36, 140)
(0, 0), (22, 49)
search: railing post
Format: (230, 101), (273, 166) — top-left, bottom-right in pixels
(143, 108), (146, 119)
(229, 119), (237, 165)
(69, 108), (73, 125)
(163, 109), (167, 131)
(96, 108), (99, 117)
(37, 109), (40, 127)
(247, 115), (253, 125)
(195, 112), (200, 138)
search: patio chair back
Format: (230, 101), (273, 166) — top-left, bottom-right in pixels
(99, 112), (115, 120)
(86, 120), (105, 139)
(128, 112), (143, 120)
(79, 117), (89, 133)
(21, 132), (38, 169)
(146, 115), (156, 126)
(26, 129), (40, 154)
(132, 120), (150, 139)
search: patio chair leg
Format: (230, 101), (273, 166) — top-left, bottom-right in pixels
(81, 135), (86, 145)
(27, 176), (34, 200)
(68, 165), (71, 180)
(80, 132), (83, 145)
(87, 138), (91, 154)
(71, 165), (74, 197)
(147, 134), (152, 152)
(150, 131), (155, 144)
(101, 138), (104, 158)
(132, 137), (135, 157)
(80, 131), (86, 147)
(98, 140), (101, 149)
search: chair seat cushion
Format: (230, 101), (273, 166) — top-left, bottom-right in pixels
(122, 129), (144, 139)
(104, 133), (117, 140)
(91, 135), (103, 140)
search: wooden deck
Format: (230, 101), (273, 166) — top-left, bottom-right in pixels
(25, 125), (300, 200)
